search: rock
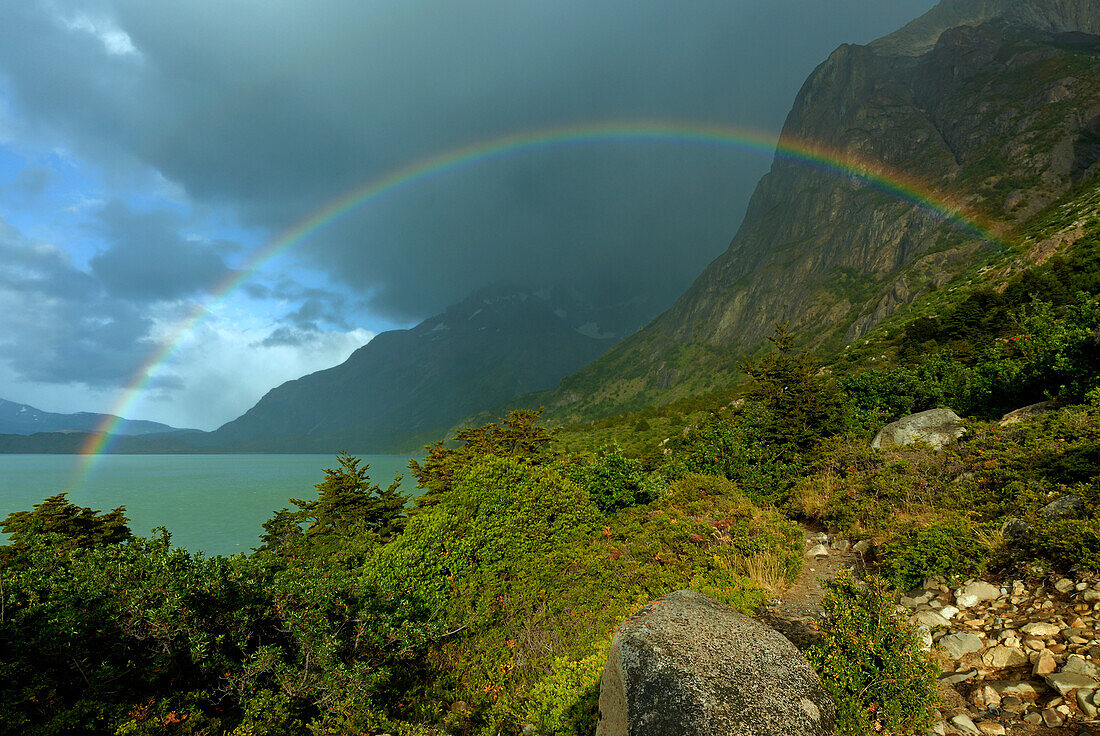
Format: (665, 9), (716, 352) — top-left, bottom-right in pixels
(1055, 578), (1076, 594)
(956, 582), (1001, 606)
(1042, 708), (1064, 728)
(999, 400), (1059, 426)
(956, 593), (980, 608)
(522, 726), (537, 736)
(999, 518), (1030, 538)
(1040, 494), (1086, 519)
(988, 680), (1048, 699)
(596, 590), (834, 736)
(982, 646), (1028, 669)
(940, 605), (960, 620)
(901, 592), (934, 608)
(940, 632), (985, 659)
(1044, 671), (1098, 695)
(916, 625), (933, 652)
(805, 544), (829, 558)
(950, 714), (981, 735)
(1034, 649), (1057, 676)
(852, 539), (871, 554)
(940, 669), (979, 685)
(830, 538), (850, 552)
(912, 610), (951, 629)
(976, 723), (1005, 736)
(871, 408), (965, 451)
(1063, 654), (1100, 678)
(1079, 688), (1100, 718)
(1020, 622), (1061, 637)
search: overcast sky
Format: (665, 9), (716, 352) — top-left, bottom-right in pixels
(0, 0), (937, 430)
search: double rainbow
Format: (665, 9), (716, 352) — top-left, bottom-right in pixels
(75, 120), (1006, 475)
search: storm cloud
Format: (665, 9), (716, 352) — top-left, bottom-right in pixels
(0, 216), (154, 386)
(0, 0), (937, 323)
(89, 200), (233, 302)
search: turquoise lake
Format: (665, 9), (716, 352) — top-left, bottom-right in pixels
(0, 454), (417, 556)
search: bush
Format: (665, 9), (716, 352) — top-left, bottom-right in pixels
(877, 521), (991, 591)
(670, 409), (802, 507)
(567, 445), (654, 513)
(1007, 518), (1100, 571)
(808, 573), (938, 736)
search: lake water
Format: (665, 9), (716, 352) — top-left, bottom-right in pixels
(0, 454), (417, 556)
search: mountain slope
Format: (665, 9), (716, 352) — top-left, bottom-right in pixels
(208, 285), (641, 452)
(528, 0), (1100, 423)
(0, 398), (186, 436)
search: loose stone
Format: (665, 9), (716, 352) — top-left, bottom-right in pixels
(950, 713), (981, 735)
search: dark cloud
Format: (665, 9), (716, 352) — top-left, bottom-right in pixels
(0, 217), (157, 386)
(0, 0), (938, 323)
(9, 167), (54, 198)
(241, 282), (271, 300)
(89, 200), (233, 301)
(257, 326), (320, 349)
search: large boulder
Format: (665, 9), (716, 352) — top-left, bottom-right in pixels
(596, 590), (835, 736)
(1039, 494), (1086, 519)
(872, 408), (965, 451)
(999, 400), (1059, 426)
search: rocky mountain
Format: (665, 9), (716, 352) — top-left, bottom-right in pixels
(0, 398), (185, 436)
(527, 0), (1100, 423)
(207, 284), (645, 452)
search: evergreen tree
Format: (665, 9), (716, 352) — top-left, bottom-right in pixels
(289, 452), (407, 542)
(739, 322), (842, 454)
(0, 492), (130, 563)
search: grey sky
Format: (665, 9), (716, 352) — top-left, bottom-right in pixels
(0, 0), (939, 425)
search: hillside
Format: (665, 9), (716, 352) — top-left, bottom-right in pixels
(206, 284), (643, 452)
(521, 0), (1100, 424)
(0, 398), (187, 436)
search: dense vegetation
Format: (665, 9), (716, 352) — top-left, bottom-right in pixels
(5, 196), (1100, 734)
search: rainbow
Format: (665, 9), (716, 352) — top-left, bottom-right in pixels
(74, 120), (1007, 475)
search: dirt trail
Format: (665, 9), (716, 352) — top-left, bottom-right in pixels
(755, 524), (866, 648)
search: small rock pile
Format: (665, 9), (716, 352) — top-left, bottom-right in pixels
(901, 575), (1100, 734)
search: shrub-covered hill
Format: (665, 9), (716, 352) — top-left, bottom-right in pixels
(0, 419), (806, 736)
(6, 230), (1100, 735)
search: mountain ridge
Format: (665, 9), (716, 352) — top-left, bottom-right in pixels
(510, 0), (1100, 424)
(871, 0), (1100, 56)
(0, 398), (189, 437)
(203, 283), (650, 452)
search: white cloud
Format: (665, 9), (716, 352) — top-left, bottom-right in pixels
(128, 315), (374, 430)
(59, 12), (140, 59)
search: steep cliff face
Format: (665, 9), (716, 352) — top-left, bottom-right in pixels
(533, 0), (1100, 422)
(208, 285), (635, 451)
(871, 0), (1100, 56)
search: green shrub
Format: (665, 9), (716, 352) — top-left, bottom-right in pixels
(567, 445), (654, 513)
(520, 651), (604, 735)
(878, 521), (991, 590)
(1007, 519), (1100, 571)
(808, 573), (938, 736)
(670, 409), (802, 507)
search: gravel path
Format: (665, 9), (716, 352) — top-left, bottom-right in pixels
(755, 524), (866, 649)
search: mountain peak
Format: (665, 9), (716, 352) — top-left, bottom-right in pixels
(871, 0), (1100, 56)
